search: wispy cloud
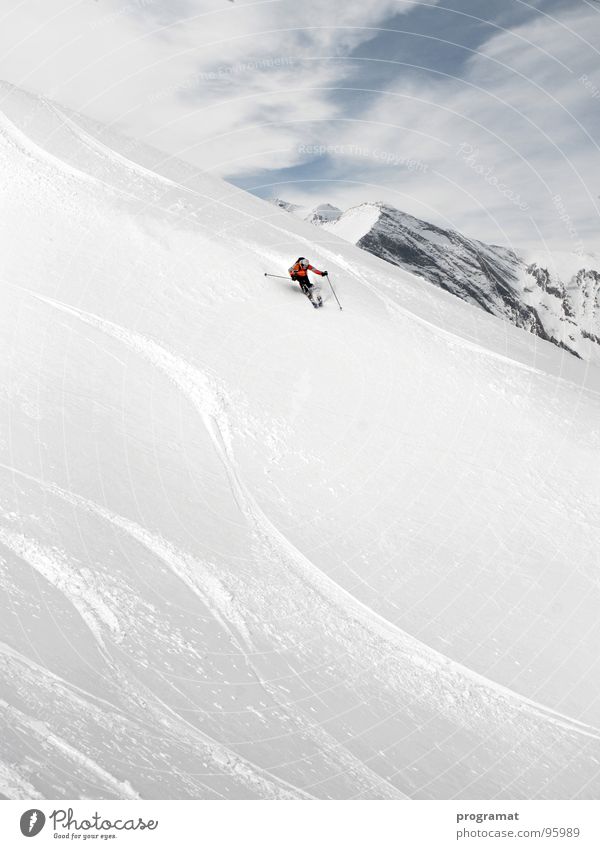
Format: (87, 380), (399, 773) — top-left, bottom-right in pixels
(0, 1), (598, 251)
(0, 0), (418, 173)
(240, 2), (600, 252)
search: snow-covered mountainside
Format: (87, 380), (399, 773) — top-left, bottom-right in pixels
(2, 81), (600, 800)
(323, 202), (600, 362)
(305, 202), (342, 225)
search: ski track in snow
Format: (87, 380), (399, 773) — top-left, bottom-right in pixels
(0, 461), (322, 798)
(0, 526), (120, 650)
(321, 250), (553, 378)
(46, 102), (185, 192)
(0, 696), (140, 799)
(0, 103), (293, 234)
(0, 461), (404, 799)
(136, 686), (313, 801)
(0, 534), (313, 801)
(30, 291), (600, 747)
(0, 110), (127, 196)
(51, 480), (254, 652)
(0, 759), (43, 800)
(0, 105), (194, 214)
(0, 635), (312, 800)
(0, 475), (405, 799)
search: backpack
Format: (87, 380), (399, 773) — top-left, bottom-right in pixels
(289, 257), (307, 275)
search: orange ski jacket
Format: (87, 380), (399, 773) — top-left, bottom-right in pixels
(288, 260), (325, 279)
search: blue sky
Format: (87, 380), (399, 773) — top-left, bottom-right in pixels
(231, 0), (600, 252)
(1, 0), (599, 251)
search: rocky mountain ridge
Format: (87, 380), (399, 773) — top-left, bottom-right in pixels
(277, 197), (600, 362)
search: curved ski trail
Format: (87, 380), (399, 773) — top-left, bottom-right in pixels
(0, 468), (401, 799)
(30, 291), (600, 748)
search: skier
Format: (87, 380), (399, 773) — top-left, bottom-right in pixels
(288, 257), (328, 308)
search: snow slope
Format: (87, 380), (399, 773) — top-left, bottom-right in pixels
(323, 202), (381, 244)
(2, 81), (600, 799)
(323, 202), (600, 364)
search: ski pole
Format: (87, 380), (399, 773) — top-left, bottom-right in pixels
(264, 273), (291, 280)
(326, 274), (343, 310)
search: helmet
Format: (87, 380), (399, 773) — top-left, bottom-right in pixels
(299, 258), (309, 268)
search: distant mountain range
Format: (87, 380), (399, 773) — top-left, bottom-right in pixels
(271, 197), (600, 363)
(270, 198), (342, 224)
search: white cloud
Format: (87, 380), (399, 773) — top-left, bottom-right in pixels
(2, 1), (598, 251)
(299, 5), (600, 251)
(0, 0), (418, 175)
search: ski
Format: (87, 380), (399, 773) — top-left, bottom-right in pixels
(309, 286), (323, 309)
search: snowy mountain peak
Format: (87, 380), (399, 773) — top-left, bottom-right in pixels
(321, 202), (384, 243)
(268, 197), (342, 225)
(304, 202), (342, 225)
(321, 200), (600, 364)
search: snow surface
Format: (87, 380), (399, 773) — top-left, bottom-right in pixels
(2, 82), (600, 799)
(323, 202), (382, 244)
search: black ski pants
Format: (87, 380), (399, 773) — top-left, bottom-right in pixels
(291, 274), (313, 294)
